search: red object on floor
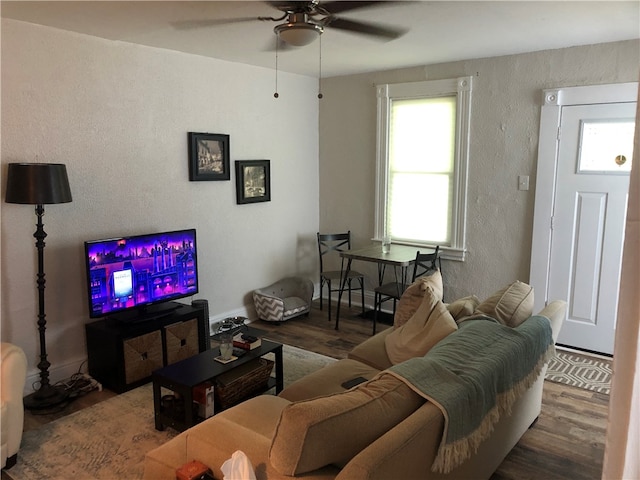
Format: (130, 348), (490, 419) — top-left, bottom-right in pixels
(176, 459), (212, 480)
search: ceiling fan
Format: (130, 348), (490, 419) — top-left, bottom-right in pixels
(173, 1), (408, 48)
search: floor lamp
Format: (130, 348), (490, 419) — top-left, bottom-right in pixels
(5, 163), (72, 410)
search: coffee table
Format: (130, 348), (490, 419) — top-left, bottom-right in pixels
(152, 336), (283, 432)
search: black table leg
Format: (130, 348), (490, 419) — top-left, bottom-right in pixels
(152, 378), (164, 431)
(275, 344), (284, 393)
(335, 258), (353, 330)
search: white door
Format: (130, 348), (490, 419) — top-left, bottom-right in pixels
(550, 102), (635, 355)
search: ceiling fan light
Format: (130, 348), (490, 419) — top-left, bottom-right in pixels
(275, 23), (323, 46)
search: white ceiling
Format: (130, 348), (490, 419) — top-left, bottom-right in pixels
(2, 1), (639, 77)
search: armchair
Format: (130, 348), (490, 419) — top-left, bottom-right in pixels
(253, 277), (314, 322)
(1, 342), (28, 469)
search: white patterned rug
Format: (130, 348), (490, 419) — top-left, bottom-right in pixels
(5, 345), (336, 480)
(545, 349), (612, 394)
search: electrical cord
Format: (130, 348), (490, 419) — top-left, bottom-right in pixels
(28, 362), (102, 415)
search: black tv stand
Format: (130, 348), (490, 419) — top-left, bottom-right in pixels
(85, 302), (208, 393)
(107, 301), (182, 324)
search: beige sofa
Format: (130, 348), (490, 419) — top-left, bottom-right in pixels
(144, 298), (566, 480)
(1, 343), (28, 470)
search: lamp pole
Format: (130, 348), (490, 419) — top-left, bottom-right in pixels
(23, 204), (69, 409)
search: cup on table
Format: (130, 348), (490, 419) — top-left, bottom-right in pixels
(219, 333), (233, 360)
(382, 236), (391, 254)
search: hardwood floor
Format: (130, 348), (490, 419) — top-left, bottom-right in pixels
(255, 300), (379, 358)
(17, 301), (608, 479)
(493, 381), (608, 479)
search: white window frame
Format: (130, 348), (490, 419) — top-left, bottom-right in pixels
(375, 76), (472, 261)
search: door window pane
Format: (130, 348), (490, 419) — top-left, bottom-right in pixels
(578, 119), (634, 173)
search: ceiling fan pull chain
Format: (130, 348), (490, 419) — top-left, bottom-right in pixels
(318, 34), (323, 99)
(274, 34), (280, 99)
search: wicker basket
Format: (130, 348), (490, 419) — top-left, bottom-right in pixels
(165, 318), (199, 364)
(123, 330), (163, 384)
(215, 358), (274, 410)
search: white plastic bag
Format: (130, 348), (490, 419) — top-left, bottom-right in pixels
(221, 450), (257, 480)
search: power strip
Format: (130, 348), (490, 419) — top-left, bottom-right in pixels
(64, 372), (102, 396)
(79, 372), (102, 392)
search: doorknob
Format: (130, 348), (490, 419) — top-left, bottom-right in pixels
(614, 155), (627, 166)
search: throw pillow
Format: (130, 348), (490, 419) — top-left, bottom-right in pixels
(269, 373), (424, 475)
(446, 295), (480, 322)
(385, 286), (458, 365)
(474, 280), (534, 327)
(393, 269), (443, 329)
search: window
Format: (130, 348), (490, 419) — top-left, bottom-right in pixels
(375, 77), (472, 260)
(578, 119), (634, 173)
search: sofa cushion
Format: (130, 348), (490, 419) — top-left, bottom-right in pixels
(473, 281), (534, 327)
(385, 287), (458, 365)
(278, 358), (380, 402)
(393, 270), (443, 329)
(348, 329), (393, 371)
(447, 295), (480, 322)
(269, 373), (424, 475)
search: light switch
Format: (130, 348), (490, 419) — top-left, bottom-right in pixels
(518, 175), (529, 191)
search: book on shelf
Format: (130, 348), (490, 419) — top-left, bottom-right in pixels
(192, 381), (214, 419)
(233, 332), (261, 350)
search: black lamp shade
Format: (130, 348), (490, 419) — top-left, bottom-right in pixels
(5, 163), (72, 205)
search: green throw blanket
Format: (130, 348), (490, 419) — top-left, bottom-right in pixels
(387, 315), (554, 474)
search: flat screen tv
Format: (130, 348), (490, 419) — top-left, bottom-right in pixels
(84, 228), (198, 320)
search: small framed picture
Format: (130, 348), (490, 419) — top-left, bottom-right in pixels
(235, 160), (271, 204)
(188, 132), (230, 181)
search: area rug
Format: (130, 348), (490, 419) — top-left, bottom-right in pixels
(545, 349), (612, 394)
(5, 345), (336, 480)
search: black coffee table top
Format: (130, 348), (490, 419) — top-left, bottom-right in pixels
(153, 337), (281, 388)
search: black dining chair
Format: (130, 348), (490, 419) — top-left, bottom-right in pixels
(372, 246), (441, 335)
(317, 231), (366, 324)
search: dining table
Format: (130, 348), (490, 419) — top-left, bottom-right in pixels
(335, 244), (436, 329)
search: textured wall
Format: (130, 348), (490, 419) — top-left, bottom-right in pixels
(319, 40), (640, 302)
(1, 19), (319, 384)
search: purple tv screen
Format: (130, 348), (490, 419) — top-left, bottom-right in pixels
(84, 229), (198, 318)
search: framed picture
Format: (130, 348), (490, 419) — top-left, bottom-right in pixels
(188, 132), (230, 181)
(235, 160), (271, 204)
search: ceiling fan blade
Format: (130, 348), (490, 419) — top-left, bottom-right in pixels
(326, 17), (407, 40)
(171, 17), (261, 30)
(319, 1), (397, 15)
